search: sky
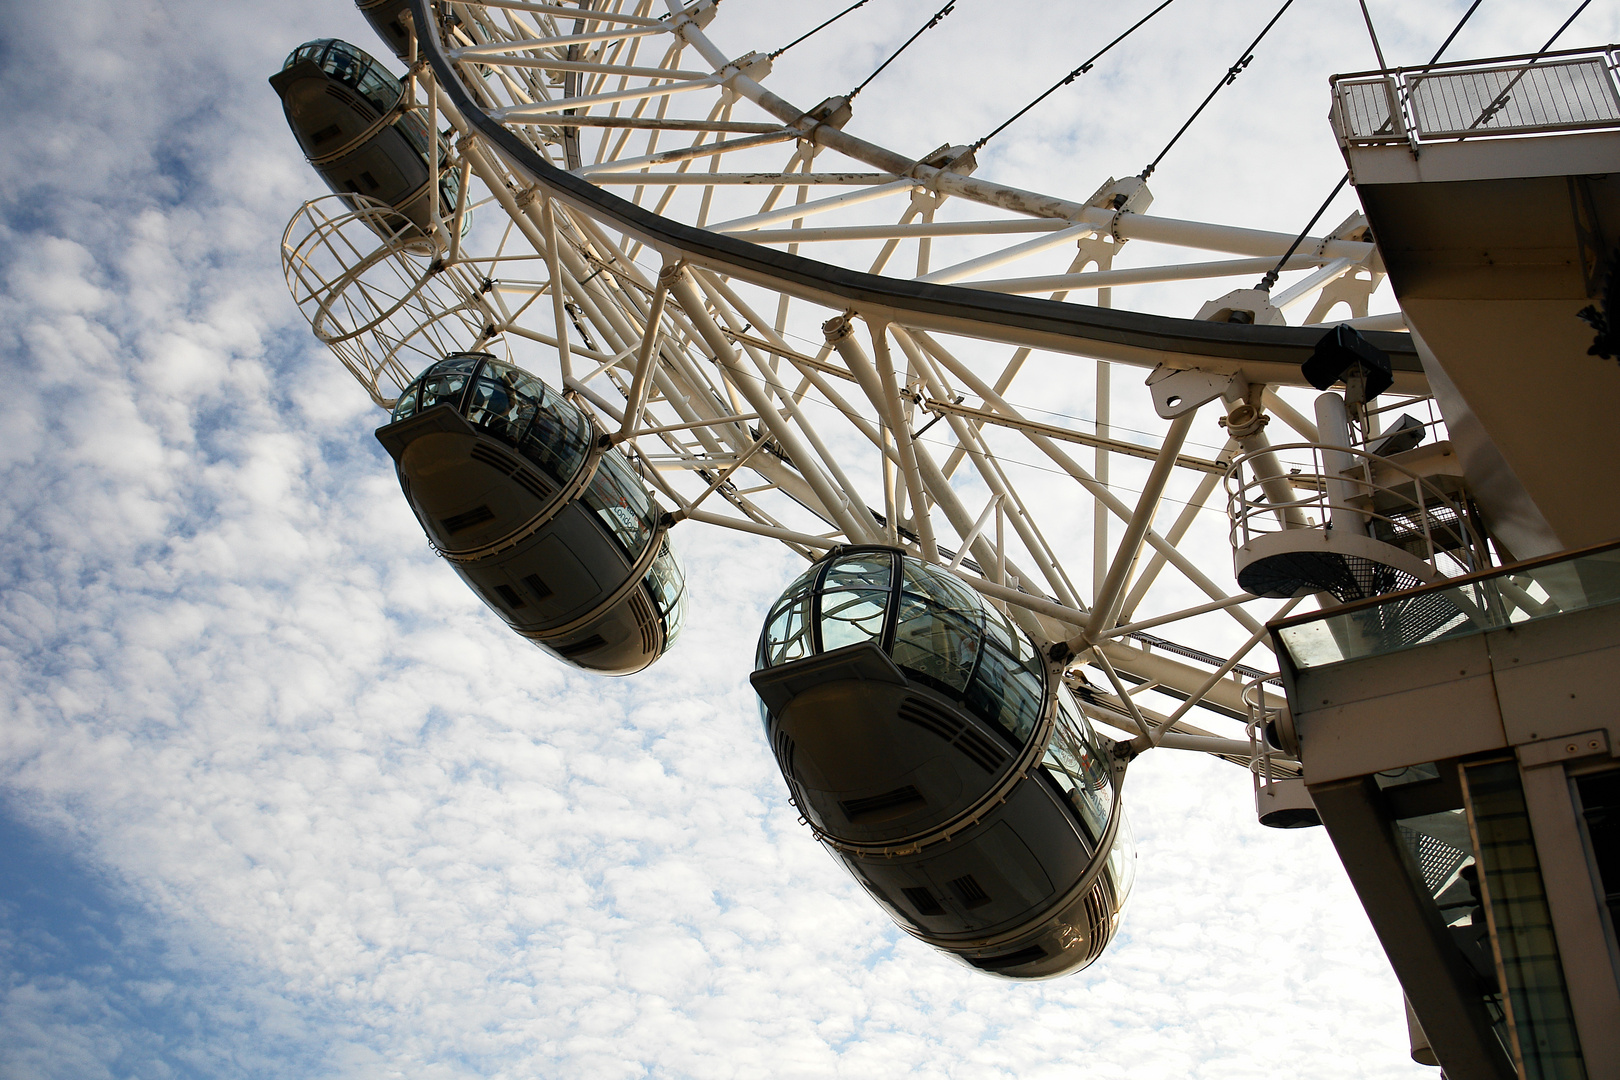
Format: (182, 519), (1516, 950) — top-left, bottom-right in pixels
(0, 1), (1615, 1078)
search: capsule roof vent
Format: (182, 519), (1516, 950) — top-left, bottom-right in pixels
(948, 874), (992, 909)
(901, 886), (945, 918)
(470, 443), (554, 502)
(840, 785), (926, 824)
(968, 944), (1048, 971)
(1080, 881), (1111, 966)
(441, 505), (495, 534)
(773, 730), (798, 780)
(898, 697), (1008, 773)
(554, 634), (606, 658)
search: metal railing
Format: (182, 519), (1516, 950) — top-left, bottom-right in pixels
(1225, 441), (1485, 575)
(1330, 45), (1620, 147)
(1272, 538), (1620, 671)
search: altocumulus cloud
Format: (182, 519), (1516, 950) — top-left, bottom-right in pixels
(5, 0), (1612, 1077)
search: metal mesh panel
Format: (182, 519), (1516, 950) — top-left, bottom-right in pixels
(1410, 58), (1620, 138)
(1397, 825), (1470, 894)
(1335, 78), (1402, 141)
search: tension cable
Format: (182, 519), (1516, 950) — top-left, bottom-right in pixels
(965, 0), (1182, 155)
(1138, 0), (1298, 181)
(770, 0), (875, 61)
(846, 0), (962, 101)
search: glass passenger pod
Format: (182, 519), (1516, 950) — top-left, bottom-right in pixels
(377, 353), (686, 675)
(269, 38), (465, 241)
(356, 0), (416, 61)
(751, 548), (1134, 979)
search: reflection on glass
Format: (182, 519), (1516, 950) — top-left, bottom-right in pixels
(1042, 686), (1111, 840)
(418, 372), (469, 412)
(520, 384), (589, 486)
(966, 642), (1042, 744)
(759, 567), (819, 668)
(819, 554), (894, 651)
(644, 536), (687, 646)
(1279, 543), (1620, 670)
(1464, 761), (1588, 1080)
(893, 563), (982, 693)
(465, 375), (534, 444)
(582, 450), (655, 558)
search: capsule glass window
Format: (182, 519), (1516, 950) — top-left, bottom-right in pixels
(390, 384), (420, 422)
(465, 362), (543, 445)
(353, 60), (402, 115)
(818, 553), (894, 651)
(391, 355), (472, 421)
(284, 40), (331, 69)
(1108, 810), (1137, 905)
(644, 537), (687, 645)
(317, 41), (400, 114)
(581, 450), (655, 558)
(759, 565), (820, 668)
(520, 385), (591, 486)
(1045, 684), (1112, 843)
(892, 560), (983, 694)
(983, 602), (1043, 678)
(965, 639), (1044, 745)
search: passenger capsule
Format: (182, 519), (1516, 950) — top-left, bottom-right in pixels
(751, 548), (1135, 978)
(356, 0), (414, 61)
(268, 38), (464, 242)
(376, 352), (687, 675)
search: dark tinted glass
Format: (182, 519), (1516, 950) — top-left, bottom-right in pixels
(1577, 770), (1620, 945)
(892, 560), (983, 694)
(581, 450), (655, 558)
(965, 641), (1043, 745)
(645, 536), (687, 645)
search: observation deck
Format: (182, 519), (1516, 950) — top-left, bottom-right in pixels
(1331, 46), (1620, 557)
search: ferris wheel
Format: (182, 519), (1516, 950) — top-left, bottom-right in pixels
(274, 0), (1479, 980)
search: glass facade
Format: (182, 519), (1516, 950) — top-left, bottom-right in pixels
(755, 548), (1049, 749)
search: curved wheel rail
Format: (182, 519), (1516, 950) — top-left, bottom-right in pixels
(407, 0), (1425, 393)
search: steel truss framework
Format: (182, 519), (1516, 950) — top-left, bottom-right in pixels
(282, 0), (1457, 784)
